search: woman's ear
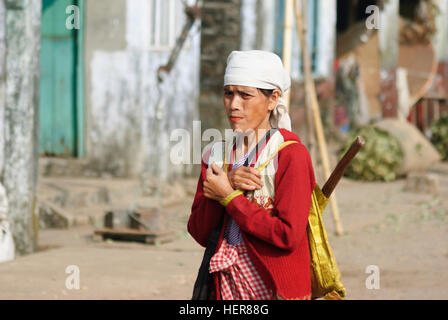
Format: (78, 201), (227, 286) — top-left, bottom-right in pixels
(268, 89), (281, 111)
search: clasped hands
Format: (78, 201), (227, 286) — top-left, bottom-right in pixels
(203, 162), (264, 201)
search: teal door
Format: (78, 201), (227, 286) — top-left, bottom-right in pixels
(39, 0), (83, 157)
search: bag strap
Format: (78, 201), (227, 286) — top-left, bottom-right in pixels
(256, 140), (299, 171)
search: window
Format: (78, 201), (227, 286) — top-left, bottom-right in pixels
(148, 0), (185, 50)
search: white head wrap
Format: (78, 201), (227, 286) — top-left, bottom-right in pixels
(224, 50), (292, 130)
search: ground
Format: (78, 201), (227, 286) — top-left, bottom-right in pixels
(0, 162), (447, 300)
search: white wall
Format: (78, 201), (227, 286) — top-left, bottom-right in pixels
(379, 0), (399, 69)
(433, 0), (448, 62)
(86, 0), (201, 178)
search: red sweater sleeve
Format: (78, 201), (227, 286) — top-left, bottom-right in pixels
(187, 159), (225, 247)
(225, 142), (315, 251)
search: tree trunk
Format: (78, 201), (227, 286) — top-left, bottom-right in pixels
(3, 0), (41, 255)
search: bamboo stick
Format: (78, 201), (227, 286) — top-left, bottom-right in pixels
(293, 0), (316, 163)
(294, 0), (344, 236)
(282, 0), (294, 112)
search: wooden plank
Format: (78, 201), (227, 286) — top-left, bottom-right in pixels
(76, 0), (85, 157)
(416, 100), (424, 131)
(427, 99), (434, 129)
(434, 99), (440, 120)
(423, 99), (428, 132)
(407, 105), (415, 124)
(94, 228), (153, 236)
(94, 228), (175, 244)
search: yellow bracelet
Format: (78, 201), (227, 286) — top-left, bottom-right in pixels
(219, 190), (243, 207)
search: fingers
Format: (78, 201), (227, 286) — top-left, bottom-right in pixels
(203, 183), (221, 201)
(230, 176), (263, 191)
(236, 166), (262, 179)
(205, 164), (263, 194)
(232, 167), (263, 189)
(206, 167), (213, 178)
(236, 179), (261, 191)
(227, 171), (235, 189)
(203, 176), (227, 201)
(203, 182), (213, 197)
(239, 182), (258, 191)
(238, 166), (261, 177)
(211, 162), (223, 175)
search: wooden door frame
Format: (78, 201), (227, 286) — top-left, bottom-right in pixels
(75, 0), (85, 158)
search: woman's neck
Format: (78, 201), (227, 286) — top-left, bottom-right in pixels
(242, 123), (272, 153)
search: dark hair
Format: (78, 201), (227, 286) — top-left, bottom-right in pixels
(258, 88), (274, 97)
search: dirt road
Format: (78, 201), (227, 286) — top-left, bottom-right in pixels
(0, 163), (447, 300)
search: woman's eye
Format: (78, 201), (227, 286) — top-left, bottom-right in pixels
(240, 92), (250, 98)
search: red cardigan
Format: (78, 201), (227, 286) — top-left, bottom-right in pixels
(188, 129), (316, 300)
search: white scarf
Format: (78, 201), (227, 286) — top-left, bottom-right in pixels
(224, 50), (292, 131)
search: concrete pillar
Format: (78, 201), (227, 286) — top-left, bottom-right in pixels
(0, 2), (5, 165)
(379, 0), (399, 118)
(0, 0), (15, 264)
(316, 0), (337, 79)
(199, 0), (241, 135)
(240, 0), (257, 50)
(255, 0), (275, 52)
(433, 0), (448, 95)
(3, 0), (41, 255)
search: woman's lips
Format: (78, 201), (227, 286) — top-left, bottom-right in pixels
(229, 116), (244, 122)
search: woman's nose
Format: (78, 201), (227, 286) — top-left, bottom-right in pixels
(229, 96), (242, 111)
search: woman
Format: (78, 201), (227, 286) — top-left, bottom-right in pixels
(188, 50), (316, 300)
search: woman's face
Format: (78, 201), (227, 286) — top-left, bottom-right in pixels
(223, 85), (280, 133)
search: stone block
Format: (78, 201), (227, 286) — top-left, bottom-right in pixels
(403, 172), (440, 195)
(38, 201), (74, 229)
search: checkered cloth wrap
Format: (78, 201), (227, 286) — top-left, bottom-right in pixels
(209, 239), (274, 300)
